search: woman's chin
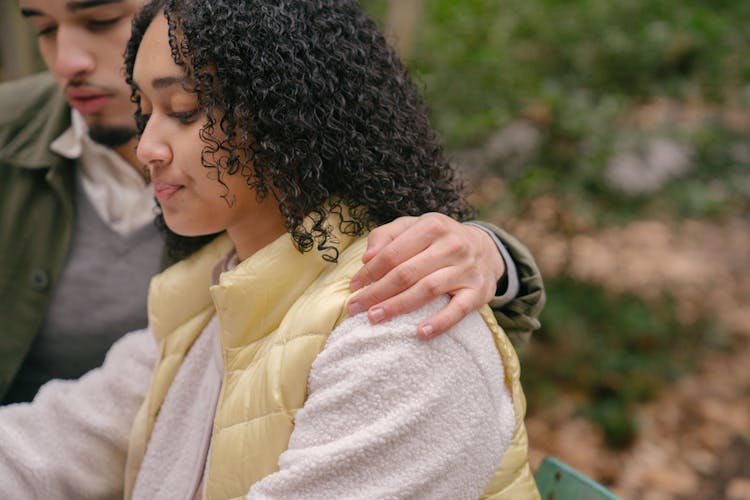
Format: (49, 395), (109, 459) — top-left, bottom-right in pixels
(165, 220), (221, 238)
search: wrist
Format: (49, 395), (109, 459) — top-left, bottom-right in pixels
(463, 221), (520, 306)
(465, 223), (504, 281)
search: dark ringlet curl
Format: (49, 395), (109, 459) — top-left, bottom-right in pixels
(124, 0), (474, 262)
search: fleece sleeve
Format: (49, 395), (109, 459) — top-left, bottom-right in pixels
(0, 327), (156, 500)
(247, 296), (515, 500)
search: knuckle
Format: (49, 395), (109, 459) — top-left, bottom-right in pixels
(380, 247), (402, 269)
(362, 285), (387, 305)
(393, 265), (417, 288)
(468, 269), (485, 285)
(381, 299), (405, 317)
(451, 297), (472, 318)
(457, 300), (472, 317)
(358, 264), (377, 283)
(421, 214), (448, 237)
(353, 288), (375, 306)
(447, 234), (468, 257)
(368, 225), (385, 239)
(422, 277), (443, 297)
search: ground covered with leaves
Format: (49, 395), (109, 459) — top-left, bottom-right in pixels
(486, 195), (750, 499)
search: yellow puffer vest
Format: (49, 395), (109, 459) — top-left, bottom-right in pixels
(124, 227), (539, 500)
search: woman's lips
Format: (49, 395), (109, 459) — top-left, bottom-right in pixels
(153, 182), (183, 202)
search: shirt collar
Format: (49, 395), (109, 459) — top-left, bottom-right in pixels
(50, 110), (156, 236)
(49, 110), (86, 160)
(50, 110), (145, 186)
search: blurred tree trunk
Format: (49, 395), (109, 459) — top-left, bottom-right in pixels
(0, 0), (39, 81)
(385, 0), (424, 62)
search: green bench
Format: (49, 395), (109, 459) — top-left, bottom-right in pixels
(535, 456), (622, 500)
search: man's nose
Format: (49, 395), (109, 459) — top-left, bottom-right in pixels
(52, 27), (96, 81)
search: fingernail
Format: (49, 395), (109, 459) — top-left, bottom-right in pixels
(369, 307), (385, 323)
(350, 279), (362, 291)
(348, 301), (365, 315)
(419, 324), (434, 339)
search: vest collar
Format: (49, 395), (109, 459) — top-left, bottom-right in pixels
(210, 221), (357, 349)
(148, 211), (359, 348)
(148, 234), (233, 343)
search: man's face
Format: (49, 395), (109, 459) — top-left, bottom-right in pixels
(20, 0), (144, 146)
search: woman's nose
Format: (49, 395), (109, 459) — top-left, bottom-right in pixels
(136, 119), (172, 175)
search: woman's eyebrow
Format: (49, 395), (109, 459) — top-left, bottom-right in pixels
(152, 76), (187, 90)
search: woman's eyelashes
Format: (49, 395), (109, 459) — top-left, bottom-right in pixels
(135, 109), (198, 131)
(169, 110), (199, 124)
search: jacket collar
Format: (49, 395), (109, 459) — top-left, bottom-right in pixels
(0, 73), (72, 171)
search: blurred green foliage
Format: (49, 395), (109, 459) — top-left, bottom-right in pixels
(409, 0), (750, 142)
(362, 0), (750, 221)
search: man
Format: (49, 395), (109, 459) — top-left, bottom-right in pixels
(0, 0), (544, 403)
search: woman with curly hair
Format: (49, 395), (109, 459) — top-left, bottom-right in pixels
(0, 0), (539, 498)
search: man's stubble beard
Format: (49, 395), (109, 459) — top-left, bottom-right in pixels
(88, 125), (137, 148)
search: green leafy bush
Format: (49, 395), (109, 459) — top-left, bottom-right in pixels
(520, 278), (725, 447)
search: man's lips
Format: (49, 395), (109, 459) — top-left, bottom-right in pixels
(65, 87), (113, 114)
(153, 182), (183, 202)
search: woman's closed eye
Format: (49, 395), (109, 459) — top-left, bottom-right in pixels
(135, 110), (197, 131)
(169, 110), (199, 124)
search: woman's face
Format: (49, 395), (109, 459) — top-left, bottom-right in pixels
(132, 12), (284, 259)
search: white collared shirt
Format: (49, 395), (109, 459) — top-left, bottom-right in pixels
(50, 110), (156, 236)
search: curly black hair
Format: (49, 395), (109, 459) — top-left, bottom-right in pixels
(124, 0), (474, 262)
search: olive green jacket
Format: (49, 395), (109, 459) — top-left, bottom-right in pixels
(473, 221), (546, 344)
(0, 72), (545, 401)
(0, 73), (76, 399)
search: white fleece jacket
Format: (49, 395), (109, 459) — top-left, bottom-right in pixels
(0, 328), (156, 500)
(0, 298), (514, 499)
